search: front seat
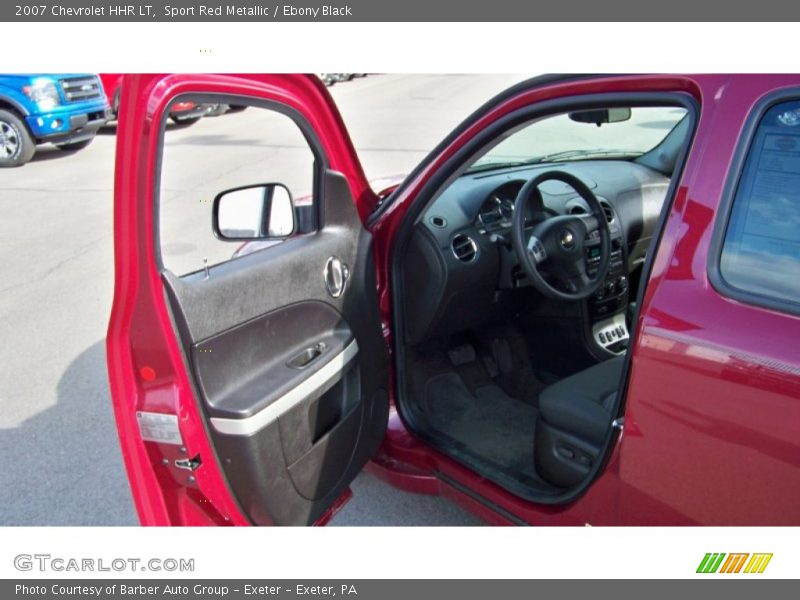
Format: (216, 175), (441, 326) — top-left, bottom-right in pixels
(534, 356), (625, 488)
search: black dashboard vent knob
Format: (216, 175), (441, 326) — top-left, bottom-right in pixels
(451, 234), (478, 263)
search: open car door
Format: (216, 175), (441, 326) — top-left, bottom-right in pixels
(107, 74), (389, 526)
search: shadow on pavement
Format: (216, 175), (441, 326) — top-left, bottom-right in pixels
(29, 146), (84, 163)
(0, 340), (137, 525)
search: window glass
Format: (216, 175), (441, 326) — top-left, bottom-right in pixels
(720, 99), (800, 306)
(469, 106), (687, 172)
(159, 101), (316, 276)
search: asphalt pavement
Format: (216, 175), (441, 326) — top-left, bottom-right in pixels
(0, 74), (527, 526)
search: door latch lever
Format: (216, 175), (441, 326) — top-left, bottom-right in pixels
(175, 455), (201, 472)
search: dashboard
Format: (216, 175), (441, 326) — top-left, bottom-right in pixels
(402, 159), (672, 345)
(421, 160), (669, 258)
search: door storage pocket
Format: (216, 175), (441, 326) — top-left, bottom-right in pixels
(283, 401), (363, 501)
(277, 361), (363, 501)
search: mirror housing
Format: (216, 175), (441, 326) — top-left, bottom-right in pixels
(213, 183), (295, 241)
(568, 107), (632, 127)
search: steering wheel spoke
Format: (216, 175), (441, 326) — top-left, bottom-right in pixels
(578, 214), (600, 235)
(526, 234), (547, 264)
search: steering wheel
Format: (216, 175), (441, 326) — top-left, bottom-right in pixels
(511, 171), (611, 301)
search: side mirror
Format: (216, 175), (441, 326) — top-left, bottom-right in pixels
(568, 107), (632, 127)
(213, 183), (295, 241)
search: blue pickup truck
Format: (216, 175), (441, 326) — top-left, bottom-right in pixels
(0, 74), (110, 167)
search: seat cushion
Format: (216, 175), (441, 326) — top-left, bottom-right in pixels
(538, 356), (625, 444)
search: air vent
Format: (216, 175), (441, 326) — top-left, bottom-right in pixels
(451, 234), (478, 263)
(599, 201), (615, 224)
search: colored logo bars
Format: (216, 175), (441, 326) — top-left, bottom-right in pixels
(696, 553), (773, 574)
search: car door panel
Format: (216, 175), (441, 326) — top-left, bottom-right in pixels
(189, 300), (355, 423)
(160, 167), (389, 524)
(109, 73), (392, 526)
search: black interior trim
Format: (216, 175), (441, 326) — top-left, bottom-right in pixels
(636, 113), (692, 175)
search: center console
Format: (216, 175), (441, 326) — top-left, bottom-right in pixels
(584, 220), (629, 355)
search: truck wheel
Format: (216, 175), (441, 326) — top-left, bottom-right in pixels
(56, 138), (94, 152)
(0, 109), (35, 167)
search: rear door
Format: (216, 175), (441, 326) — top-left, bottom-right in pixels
(618, 75), (800, 524)
(107, 74), (389, 526)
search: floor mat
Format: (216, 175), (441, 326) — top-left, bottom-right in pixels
(423, 373), (538, 476)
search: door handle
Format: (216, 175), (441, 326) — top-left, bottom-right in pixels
(287, 342), (327, 369)
(324, 256), (349, 298)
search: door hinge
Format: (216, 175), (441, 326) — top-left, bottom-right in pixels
(174, 455), (202, 472)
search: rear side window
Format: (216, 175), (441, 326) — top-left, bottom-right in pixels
(719, 99), (800, 308)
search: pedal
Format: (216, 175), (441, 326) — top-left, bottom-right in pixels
(447, 344), (476, 367)
(491, 338), (514, 374)
(481, 354), (499, 379)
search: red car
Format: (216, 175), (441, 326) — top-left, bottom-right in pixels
(108, 74), (800, 526)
